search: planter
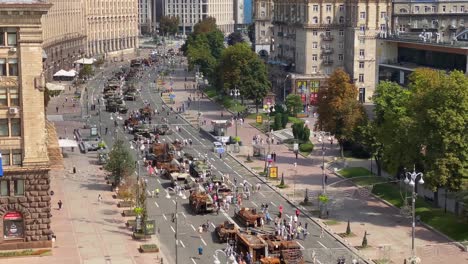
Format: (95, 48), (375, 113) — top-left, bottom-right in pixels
(133, 232), (151, 240)
(139, 243), (159, 253)
(122, 210), (137, 217)
(118, 201), (134, 208)
(126, 220), (136, 228)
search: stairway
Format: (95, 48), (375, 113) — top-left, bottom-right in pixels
(46, 121), (64, 169)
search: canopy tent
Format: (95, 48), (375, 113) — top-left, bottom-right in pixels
(74, 58), (96, 65)
(53, 69), (68, 77)
(58, 139), (78, 148)
(46, 83), (65, 91)
(67, 69), (77, 76)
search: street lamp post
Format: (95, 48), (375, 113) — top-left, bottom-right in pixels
(230, 88), (240, 138)
(283, 74), (292, 102)
(165, 188), (187, 264)
(404, 166), (424, 264)
(316, 131), (331, 193)
(264, 103), (275, 171)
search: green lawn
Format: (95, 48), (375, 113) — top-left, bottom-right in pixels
(288, 116), (304, 124)
(338, 167), (468, 241)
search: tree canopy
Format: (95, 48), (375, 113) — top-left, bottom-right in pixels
(227, 31), (245, 46)
(317, 68), (365, 157)
(193, 17), (217, 34)
(159, 15), (179, 36)
(104, 139), (135, 186)
(285, 94), (303, 116)
(216, 43), (270, 112)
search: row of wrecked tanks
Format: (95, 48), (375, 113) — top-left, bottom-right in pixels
(103, 66), (143, 114)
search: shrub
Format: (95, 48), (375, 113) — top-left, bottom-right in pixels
(299, 142), (314, 152)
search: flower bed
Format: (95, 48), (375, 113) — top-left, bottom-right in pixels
(139, 244), (159, 253)
(118, 201), (134, 208)
(133, 232), (151, 240)
(122, 209), (136, 217)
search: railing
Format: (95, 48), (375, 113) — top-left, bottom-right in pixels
(321, 35), (334, 41)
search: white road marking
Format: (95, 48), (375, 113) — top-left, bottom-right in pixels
(154, 201), (159, 208)
(162, 214), (167, 221)
(211, 222), (216, 228)
(317, 241), (326, 248)
(170, 226), (175, 233)
(200, 237), (207, 246)
(146, 190), (151, 196)
(191, 258), (197, 264)
(296, 241), (305, 250)
(270, 201), (277, 206)
(157, 179), (161, 184)
(190, 224), (196, 231)
(210, 158), (215, 161)
(181, 212), (187, 218)
(251, 201), (258, 207)
(172, 199), (176, 205)
(179, 240), (186, 248)
(259, 192), (266, 198)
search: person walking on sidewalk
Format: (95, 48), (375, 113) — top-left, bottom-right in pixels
(58, 200), (63, 210)
(98, 194), (102, 203)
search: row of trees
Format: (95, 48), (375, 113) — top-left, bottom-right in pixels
(317, 68), (468, 201)
(182, 17), (270, 112)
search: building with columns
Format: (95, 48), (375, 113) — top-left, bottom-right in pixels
(41, 0), (86, 80)
(270, 0), (391, 104)
(0, 0), (53, 249)
(83, 0), (139, 57)
(163, 0), (235, 35)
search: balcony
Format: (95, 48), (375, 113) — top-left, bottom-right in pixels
(322, 60), (334, 66)
(321, 34), (334, 41)
(321, 47), (334, 54)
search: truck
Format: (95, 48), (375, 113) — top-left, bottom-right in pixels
(189, 189), (215, 214)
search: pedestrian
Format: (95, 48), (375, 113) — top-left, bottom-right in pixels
(58, 200), (63, 210)
(295, 208), (300, 218)
(72, 166), (76, 174)
(325, 174), (328, 184)
(56, 106), (59, 113)
(295, 151), (298, 159)
(98, 194), (102, 203)
(105, 127), (108, 135)
(198, 246), (203, 257)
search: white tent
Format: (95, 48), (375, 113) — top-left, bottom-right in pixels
(46, 83), (65, 91)
(53, 69), (68, 77)
(74, 58), (96, 65)
(58, 139), (78, 148)
(66, 69), (77, 77)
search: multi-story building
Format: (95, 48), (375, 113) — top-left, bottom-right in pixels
(41, 0), (86, 81)
(139, 0), (153, 35)
(83, 0), (139, 57)
(378, 0), (468, 86)
(163, 0), (235, 35)
(0, 0), (53, 249)
(270, 0), (391, 104)
(234, 0), (253, 29)
(253, 0), (274, 56)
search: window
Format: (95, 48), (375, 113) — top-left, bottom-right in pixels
(0, 87), (19, 107)
(462, 6), (465, 12)
(360, 12), (366, 19)
(326, 16), (332, 24)
(13, 179), (24, 196)
(0, 59), (5, 76)
(359, 62), (365, 68)
(12, 150), (21, 166)
(424, 6), (430, 13)
(414, 6), (419, 13)
(442, 6), (446, 12)
(0, 180), (9, 196)
(380, 24), (386, 31)
(453, 6), (457, 12)
(8, 59), (18, 77)
(359, 88), (366, 103)
(338, 42), (344, 49)
(312, 30), (318, 36)
(313, 5), (318, 12)
(339, 5), (344, 12)
(7, 32), (17, 46)
(261, 30), (265, 36)
(326, 5), (332, 12)
(325, 30), (331, 36)
(312, 42), (318, 49)
(338, 54), (343, 61)
(312, 16), (318, 24)
(359, 74), (364, 82)
(360, 25), (366, 32)
(0, 119), (8, 137)
(432, 6), (436, 12)
(0, 31), (4, 46)
(312, 54), (318, 61)
(359, 49), (365, 57)
(312, 66), (317, 73)
(0, 88), (6, 106)
(339, 30), (344, 36)
(381, 12), (386, 18)
(339, 16), (344, 24)
(11, 119), (21, 137)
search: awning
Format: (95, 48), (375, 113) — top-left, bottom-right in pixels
(46, 83), (65, 91)
(74, 58), (96, 65)
(53, 69), (68, 77)
(58, 139), (78, 148)
(67, 69), (77, 76)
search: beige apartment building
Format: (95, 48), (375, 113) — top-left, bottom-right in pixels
(271, 0), (391, 103)
(0, 0), (53, 249)
(253, 0), (274, 56)
(83, 0), (139, 57)
(163, 0), (235, 35)
(41, 0), (85, 80)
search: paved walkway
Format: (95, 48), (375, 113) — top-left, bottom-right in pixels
(158, 56), (467, 263)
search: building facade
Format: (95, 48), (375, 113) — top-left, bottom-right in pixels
(378, 0), (468, 86)
(139, 0), (153, 35)
(0, 0), (53, 249)
(253, 0), (274, 56)
(270, 0), (391, 104)
(83, 0), (139, 57)
(163, 0), (235, 35)
(41, 0), (86, 81)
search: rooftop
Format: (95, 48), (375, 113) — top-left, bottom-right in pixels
(0, 0), (45, 3)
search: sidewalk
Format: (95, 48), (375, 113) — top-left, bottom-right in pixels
(162, 61), (467, 263)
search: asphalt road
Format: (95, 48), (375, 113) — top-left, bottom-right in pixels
(84, 51), (367, 264)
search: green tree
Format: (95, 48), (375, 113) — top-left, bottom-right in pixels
(206, 29), (225, 60)
(273, 113), (283, 131)
(217, 43), (270, 112)
(159, 15), (180, 36)
(104, 139), (135, 186)
(79, 64), (93, 78)
(317, 69), (365, 157)
(193, 17), (217, 34)
(186, 34), (217, 78)
(285, 94), (303, 116)
(227, 31), (245, 46)
(355, 120), (384, 176)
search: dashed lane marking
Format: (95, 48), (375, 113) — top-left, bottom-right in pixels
(179, 240), (186, 248)
(270, 201), (277, 207)
(190, 224), (196, 231)
(296, 241), (305, 250)
(251, 201), (258, 207)
(154, 201), (159, 208)
(181, 212), (187, 218)
(170, 226), (175, 233)
(191, 258), (197, 264)
(162, 214), (167, 221)
(317, 241), (326, 248)
(200, 237), (207, 246)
